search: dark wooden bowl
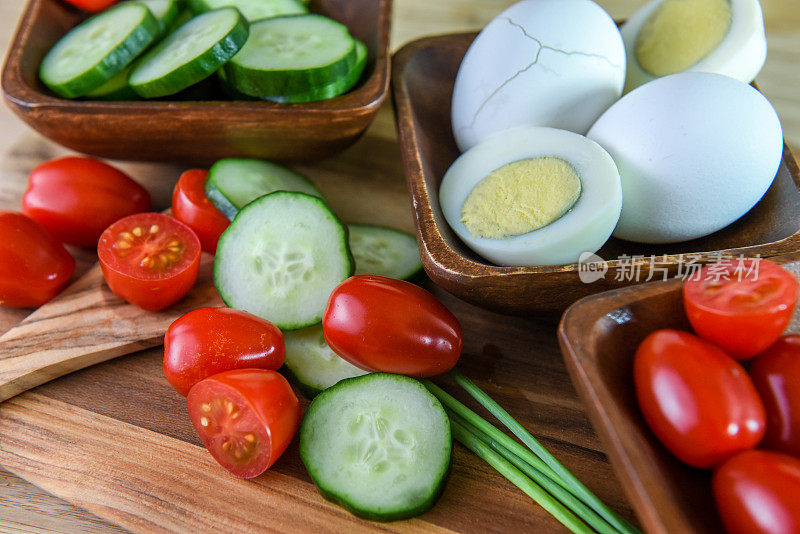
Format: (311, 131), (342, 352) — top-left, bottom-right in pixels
(1, 0), (391, 163)
(392, 33), (800, 314)
(557, 257), (800, 534)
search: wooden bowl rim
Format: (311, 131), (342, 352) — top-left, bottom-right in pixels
(2, 0), (392, 116)
(392, 32), (800, 282)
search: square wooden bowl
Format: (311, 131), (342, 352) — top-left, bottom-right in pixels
(2, 0), (391, 163)
(392, 33), (800, 314)
(557, 256), (800, 534)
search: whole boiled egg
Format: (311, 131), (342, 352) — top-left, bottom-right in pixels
(450, 0), (626, 153)
(622, 0), (767, 92)
(439, 126), (622, 267)
(587, 72), (783, 244)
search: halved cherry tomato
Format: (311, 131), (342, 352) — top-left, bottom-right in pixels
(62, 0), (118, 11)
(98, 213), (200, 311)
(23, 157), (151, 247)
(750, 334), (800, 458)
(684, 259), (798, 359)
(187, 369), (301, 478)
(713, 450), (800, 534)
(0, 212), (75, 308)
(164, 307), (285, 396)
(322, 275), (462, 377)
(171, 169), (229, 254)
(634, 329), (766, 469)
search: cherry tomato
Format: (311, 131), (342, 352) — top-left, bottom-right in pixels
(713, 450), (800, 534)
(0, 212), (75, 308)
(750, 335), (800, 458)
(62, 0), (118, 11)
(684, 259), (798, 359)
(98, 213), (200, 311)
(163, 307), (285, 396)
(187, 369), (301, 478)
(634, 329), (766, 469)
(22, 157), (151, 247)
(322, 275), (462, 377)
(171, 169), (229, 254)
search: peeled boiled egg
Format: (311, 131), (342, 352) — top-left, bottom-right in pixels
(439, 126), (622, 267)
(450, 0), (626, 153)
(587, 72), (783, 244)
(622, 0), (767, 92)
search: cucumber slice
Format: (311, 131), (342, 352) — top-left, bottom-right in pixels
(214, 191), (353, 330)
(265, 41), (367, 104)
(84, 65), (139, 100)
(283, 324), (369, 398)
(129, 7), (249, 98)
(348, 224), (422, 280)
(169, 8), (195, 31)
(205, 158), (322, 220)
(188, 0), (307, 21)
(224, 14), (357, 97)
(39, 3), (160, 98)
(127, 0), (181, 35)
(300, 374), (452, 521)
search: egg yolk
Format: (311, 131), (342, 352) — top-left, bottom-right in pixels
(635, 0), (732, 77)
(461, 157), (581, 239)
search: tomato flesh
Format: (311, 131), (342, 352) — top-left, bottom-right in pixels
(171, 169), (229, 254)
(634, 329), (766, 469)
(0, 212), (75, 308)
(63, 0), (118, 11)
(322, 275), (462, 377)
(750, 334), (800, 458)
(163, 307), (285, 396)
(23, 157), (151, 247)
(684, 259), (799, 359)
(713, 450), (800, 534)
(98, 213), (200, 311)
(187, 369), (301, 478)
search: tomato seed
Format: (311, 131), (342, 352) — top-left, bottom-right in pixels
(149, 225), (159, 234)
(201, 404), (211, 413)
(200, 417), (209, 427)
(132, 226), (144, 237)
(115, 240), (131, 250)
(245, 434), (256, 443)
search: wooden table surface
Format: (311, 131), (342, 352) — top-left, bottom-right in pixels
(0, 1), (798, 532)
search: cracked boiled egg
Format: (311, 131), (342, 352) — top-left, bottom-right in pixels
(450, 0), (626, 153)
(622, 0), (767, 93)
(439, 126), (622, 267)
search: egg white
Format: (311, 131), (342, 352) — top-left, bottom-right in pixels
(439, 126), (622, 267)
(622, 0), (767, 92)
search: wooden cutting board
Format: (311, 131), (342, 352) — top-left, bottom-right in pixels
(0, 112), (638, 533)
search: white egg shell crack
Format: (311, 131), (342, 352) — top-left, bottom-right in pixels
(440, 126), (623, 267)
(587, 72), (783, 244)
(621, 0), (767, 92)
(451, 0), (626, 153)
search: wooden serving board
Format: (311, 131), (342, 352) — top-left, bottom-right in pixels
(0, 111), (638, 533)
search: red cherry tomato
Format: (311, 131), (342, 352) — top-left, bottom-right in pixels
(0, 212), (75, 308)
(171, 169), (229, 254)
(750, 335), (800, 458)
(98, 213), (200, 311)
(22, 157), (151, 247)
(322, 275), (462, 377)
(684, 259), (798, 359)
(634, 329), (766, 469)
(187, 369), (301, 478)
(163, 307), (285, 396)
(62, 0), (118, 11)
(713, 450), (800, 534)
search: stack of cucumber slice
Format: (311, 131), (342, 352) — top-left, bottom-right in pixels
(39, 0), (366, 103)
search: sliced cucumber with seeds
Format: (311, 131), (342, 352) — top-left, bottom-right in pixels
(349, 224), (422, 280)
(214, 191), (353, 330)
(39, 3), (160, 98)
(126, 0), (182, 35)
(188, 0), (307, 21)
(265, 40), (367, 104)
(300, 373), (452, 521)
(84, 65), (139, 100)
(283, 324), (369, 398)
(224, 14), (357, 97)
(205, 158), (322, 220)
(129, 7), (249, 98)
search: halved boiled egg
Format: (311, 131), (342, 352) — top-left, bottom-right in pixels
(439, 126), (622, 267)
(622, 0), (767, 92)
